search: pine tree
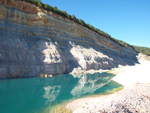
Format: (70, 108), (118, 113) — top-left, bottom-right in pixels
(44, 3), (48, 9)
(37, 0), (41, 7)
(71, 15), (76, 21)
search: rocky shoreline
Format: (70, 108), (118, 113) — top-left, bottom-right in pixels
(66, 83), (150, 113)
(65, 58), (150, 113)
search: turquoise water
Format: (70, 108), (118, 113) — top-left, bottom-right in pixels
(0, 73), (122, 113)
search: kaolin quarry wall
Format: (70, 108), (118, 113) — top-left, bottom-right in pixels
(0, 0), (138, 79)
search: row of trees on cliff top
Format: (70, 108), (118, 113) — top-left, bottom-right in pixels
(23, 0), (150, 56)
(23, 0), (113, 39)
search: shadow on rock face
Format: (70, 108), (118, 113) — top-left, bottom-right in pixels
(0, 6), (139, 79)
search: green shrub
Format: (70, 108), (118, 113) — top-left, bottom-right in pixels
(132, 46), (150, 56)
(105, 86), (124, 94)
(50, 106), (72, 113)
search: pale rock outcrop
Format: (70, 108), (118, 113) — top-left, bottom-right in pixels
(0, 0), (139, 79)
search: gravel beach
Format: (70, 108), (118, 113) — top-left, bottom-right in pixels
(65, 54), (150, 113)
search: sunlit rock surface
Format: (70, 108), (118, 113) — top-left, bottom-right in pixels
(0, 0), (139, 78)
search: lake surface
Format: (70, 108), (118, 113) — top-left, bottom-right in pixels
(0, 73), (122, 113)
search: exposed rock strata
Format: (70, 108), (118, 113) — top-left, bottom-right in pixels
(0, 0), (138, 79)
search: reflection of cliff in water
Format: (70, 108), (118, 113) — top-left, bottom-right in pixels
(0, 73), (120, 113)
(43, 73), (115, 105)
(42, 74), (78, 105)
(43, 86), (61, 104)
(71, 73), (115, 96)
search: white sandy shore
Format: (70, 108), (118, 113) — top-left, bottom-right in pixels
(65, 54), (150, 112)
(65, 94), (112, 112)
(66, 82), (150, 113)
(112, 62), (150, 86)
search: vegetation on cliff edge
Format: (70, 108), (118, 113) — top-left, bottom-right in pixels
(23, 0), (150, 56)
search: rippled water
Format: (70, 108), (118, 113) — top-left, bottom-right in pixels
(0, 73), (122, 113)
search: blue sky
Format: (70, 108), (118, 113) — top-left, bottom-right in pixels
(41, 0), (150, 48)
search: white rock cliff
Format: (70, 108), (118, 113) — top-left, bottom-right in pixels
(0, 0), (138, 78)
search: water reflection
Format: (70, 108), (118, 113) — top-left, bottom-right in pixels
(42, 73), (115, 105)
(43, 86), (61, 104)
(71, 73), (114, 96)
(0, 73), (120, 113)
